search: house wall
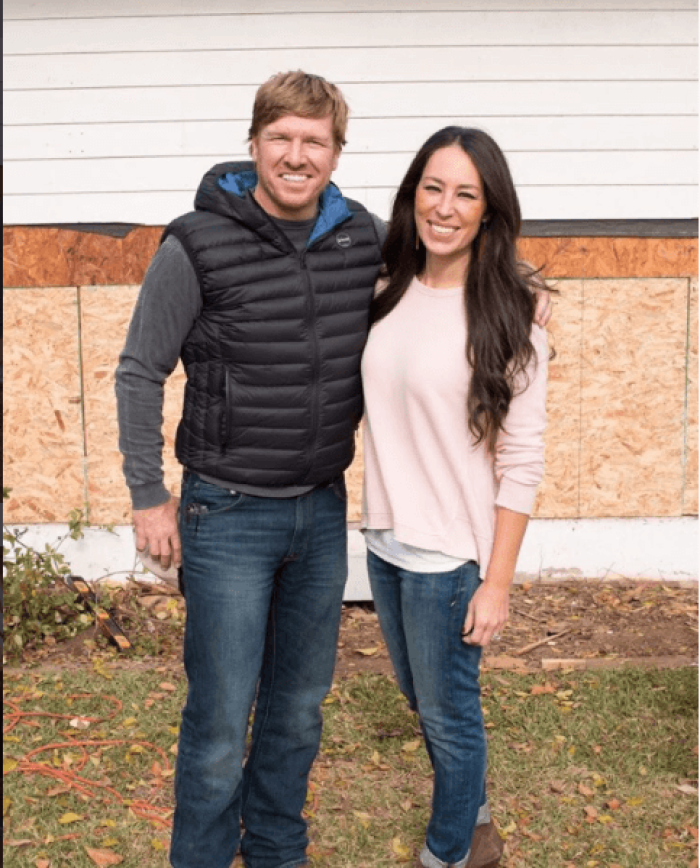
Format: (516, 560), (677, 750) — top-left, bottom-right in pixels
(4, 231), (697, 531)
(3, 0), (697, 581)
(4, 0), (697, 223)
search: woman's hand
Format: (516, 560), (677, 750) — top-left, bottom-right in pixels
(461, 581), (510, 647)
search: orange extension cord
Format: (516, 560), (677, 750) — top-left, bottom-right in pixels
(3, 690), (174, 835)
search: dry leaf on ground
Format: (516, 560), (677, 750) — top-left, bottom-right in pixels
(85, 848), (125, 867)
(58, 812), (83, 824)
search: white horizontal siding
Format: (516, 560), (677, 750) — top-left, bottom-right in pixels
(6, 0), (698, 17)
(6, 116), (696, 161)
(6, 152), (696, 195)
(4, 1), (698, 225)
(7, 82), (696, 126)
(8, 46), (697, 89)
(5, 186), (696, 225)
(6, 11), (697, 52)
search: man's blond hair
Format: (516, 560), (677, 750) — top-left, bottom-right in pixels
(248, 71), (349, 150)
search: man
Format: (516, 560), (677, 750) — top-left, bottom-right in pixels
(117, 71), (549, 868)
(117, 72), (384, 868)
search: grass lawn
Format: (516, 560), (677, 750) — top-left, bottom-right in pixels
(3, 665), (697, 867)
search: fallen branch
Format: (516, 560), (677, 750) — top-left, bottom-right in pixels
(511, 605), (547, 623)
(513, 627), (573, 656)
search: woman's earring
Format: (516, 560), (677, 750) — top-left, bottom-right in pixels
(415, 229), (420, 250)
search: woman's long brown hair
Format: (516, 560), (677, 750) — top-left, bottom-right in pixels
(371, 126), (541, 452)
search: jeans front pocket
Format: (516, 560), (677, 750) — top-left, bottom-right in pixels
(181, 475), (246, 538)
(457, 560), (481, 611)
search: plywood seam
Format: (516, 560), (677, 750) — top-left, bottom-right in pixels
(681, 277), (692, 513)
(76, 287), (91, 521)
(577, 280), (585, 518)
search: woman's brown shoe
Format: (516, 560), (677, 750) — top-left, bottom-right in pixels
(414, 822), (504, 868)
(465, 820), (503, 868)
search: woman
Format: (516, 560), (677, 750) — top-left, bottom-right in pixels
(361, 127), (549, 868)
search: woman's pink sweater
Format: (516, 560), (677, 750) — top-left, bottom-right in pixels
(361, 276), (548, 577)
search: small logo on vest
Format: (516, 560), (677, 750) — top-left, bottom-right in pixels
(335, 232), (353, 249)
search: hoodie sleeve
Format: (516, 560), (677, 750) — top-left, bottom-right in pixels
(115, 235), (201, 510)
(494, 324), (548, 515)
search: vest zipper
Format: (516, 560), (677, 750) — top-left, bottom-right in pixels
(299, 218), (352, 481)
(300, 248), (321, 481)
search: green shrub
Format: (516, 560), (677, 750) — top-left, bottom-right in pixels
(3, 488), (89, 657)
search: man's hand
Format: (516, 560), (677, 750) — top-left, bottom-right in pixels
(133, 496), (181, 571)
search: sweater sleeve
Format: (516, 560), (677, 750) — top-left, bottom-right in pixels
(494, 324), (548, 515)
(115, 235), (202, 510)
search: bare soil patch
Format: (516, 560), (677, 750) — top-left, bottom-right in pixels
(335, 579), (698, 678)
(9, 579), (697, 677)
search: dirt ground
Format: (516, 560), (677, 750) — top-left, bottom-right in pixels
(335, 579), (699, 678)
(11, 577), (698, 676)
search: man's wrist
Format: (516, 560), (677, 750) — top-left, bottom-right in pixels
(131, 482), (171, 512)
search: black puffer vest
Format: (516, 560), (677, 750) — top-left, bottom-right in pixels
(163, 161), (383, 488)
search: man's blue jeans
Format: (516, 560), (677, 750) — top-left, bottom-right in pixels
(367, 552), (487, 866)
(169, 472), (348, 868)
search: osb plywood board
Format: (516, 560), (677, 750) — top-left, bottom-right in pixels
(80, 287), (186, 525)
(3, 288), (86, 522)
(683, 278), (698, 515)
(533, 280), (583, 519)
(580, 279), (687, 518)
(6, 228), (696, 288)
(346, 429), (364, 523)
(3, 226), (162, 288)
(519, 237), (698, 280)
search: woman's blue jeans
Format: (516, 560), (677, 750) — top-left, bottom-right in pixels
(367, 551), (487, 866)
(169, 472), (348, 868)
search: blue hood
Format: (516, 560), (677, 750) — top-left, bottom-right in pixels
(216, 165), (352, 247)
